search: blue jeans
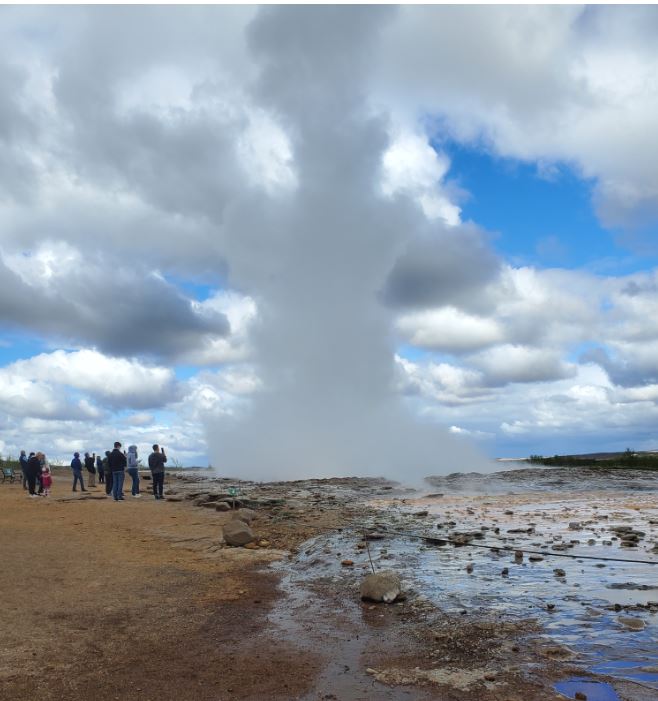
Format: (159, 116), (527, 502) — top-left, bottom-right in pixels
(72, 471), (85, 491)
(111, 471), (125, 500)
(127, 468), (140, 495)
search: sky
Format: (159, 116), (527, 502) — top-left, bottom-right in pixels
(2, 5), (658, 476)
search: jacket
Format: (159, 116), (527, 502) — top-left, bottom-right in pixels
(71, 457), (83, 472)
(148, 451), (167, 474)
(108, 448), (127, 472)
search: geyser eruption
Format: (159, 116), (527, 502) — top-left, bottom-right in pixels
(208, 7), (488, 481)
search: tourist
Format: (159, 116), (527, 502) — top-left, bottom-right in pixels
(71, 452), (86, 492)
(26, 452), (42, 497)
(84, 452), (96, 488)
(148, 444), (167, 500)
(103, 451), (112, 497)
(96, 454), (105, 484)
(126, 445), (141, 498)
(19, 450), (28, 490)
(108, 442), (127, 501)
(37, 453), (49, 494)
(41, 465), (52, 496)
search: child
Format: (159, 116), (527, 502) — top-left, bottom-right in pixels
(41, 466), (53, 496)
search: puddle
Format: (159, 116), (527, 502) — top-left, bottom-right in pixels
(555, 678), (621, 700)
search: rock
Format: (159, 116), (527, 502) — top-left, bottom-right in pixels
(569, 522), (581, 530)
(528, 555), (544, 562)
(193, 494), (212, 506)
(215, 502), (231, 512)
(341, 560), (354, 567)
(618, 615), (646, 630)
(231, 508), (257, 524)
(222, 519), (256, 547)
(575, 692), (587, 700)
(514, 550), (524, 562)
(202, 501), (219, 508)
(360, 571), (401, 603)
(554, 568), (566, 577)
(465, 563), (474, 574)
(501, 567), (509, 576)
(165, 495), (184, 502)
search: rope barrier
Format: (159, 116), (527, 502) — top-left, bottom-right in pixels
(371, 526), (658, 566)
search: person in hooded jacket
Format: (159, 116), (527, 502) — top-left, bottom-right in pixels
(71, 452), (86, 492)
(126, 445), (141, 498)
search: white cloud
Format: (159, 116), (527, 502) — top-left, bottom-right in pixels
(381, 129), (461, 225)
(397, 307), (503, 353)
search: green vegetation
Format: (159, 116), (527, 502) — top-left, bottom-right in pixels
(527, 448), (658, 471)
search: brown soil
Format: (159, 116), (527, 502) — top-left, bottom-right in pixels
(1, 474), (569, 701)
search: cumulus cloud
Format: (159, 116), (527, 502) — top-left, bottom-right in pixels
(0, 243), (230, 360)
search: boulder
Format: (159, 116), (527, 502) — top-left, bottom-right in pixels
(223, 519), (256, 547)
(360, 571), (401, 603)
(165, 495), (184, 502)
(231, 508), (257, 524)
(215, 501), (232, 512)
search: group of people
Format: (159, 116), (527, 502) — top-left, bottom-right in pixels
(18, 451), (52, 497)
(20, 443), (168, 501)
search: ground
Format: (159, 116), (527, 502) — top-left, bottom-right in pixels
(2, 470), (654, 701)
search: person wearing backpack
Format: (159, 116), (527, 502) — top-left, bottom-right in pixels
(126, 445), (141, 498)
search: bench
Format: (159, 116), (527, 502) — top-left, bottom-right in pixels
(2, 467), (17, 483)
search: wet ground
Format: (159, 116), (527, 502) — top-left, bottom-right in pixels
(263, 467), (658, 699)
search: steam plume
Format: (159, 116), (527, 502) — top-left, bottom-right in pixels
(208, 7), (488, 481)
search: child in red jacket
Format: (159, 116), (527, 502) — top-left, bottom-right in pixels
(41, 466), (53, 496)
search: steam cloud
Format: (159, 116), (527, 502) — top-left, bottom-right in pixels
(207, 7), (488, 481)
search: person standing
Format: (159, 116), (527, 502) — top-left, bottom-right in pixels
(84, 452), (96, 488)
(148, 444), (167, 500)
(96, 454), (105, 484)
(41, 465), (53, 496)
(19, 450), (29, 490)
(71, 452), (86, 492)
(103, 451), (112, 496)
(108, 442), (127, 501)
(26, 452), (42, 497)
(126, 445), (141, 498)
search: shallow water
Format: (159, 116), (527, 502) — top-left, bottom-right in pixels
(280, 469), (658, 692)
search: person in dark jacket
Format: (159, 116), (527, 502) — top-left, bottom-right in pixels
(108, 442), (127, 501)
(71, 452), (86, 492)
(84, 452), (96, 488)
(19, 450), (29, 490)
(26, 452), (42, 497)
(148, 444), (167, 500)
(96, 454), (105, 484)
(103, 451), (112, 496)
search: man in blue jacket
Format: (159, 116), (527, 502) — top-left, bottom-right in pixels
(19, 450), (29, 490)
(71, 452), (87, 492)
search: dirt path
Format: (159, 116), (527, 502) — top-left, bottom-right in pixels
(0, 475), (319, 701)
